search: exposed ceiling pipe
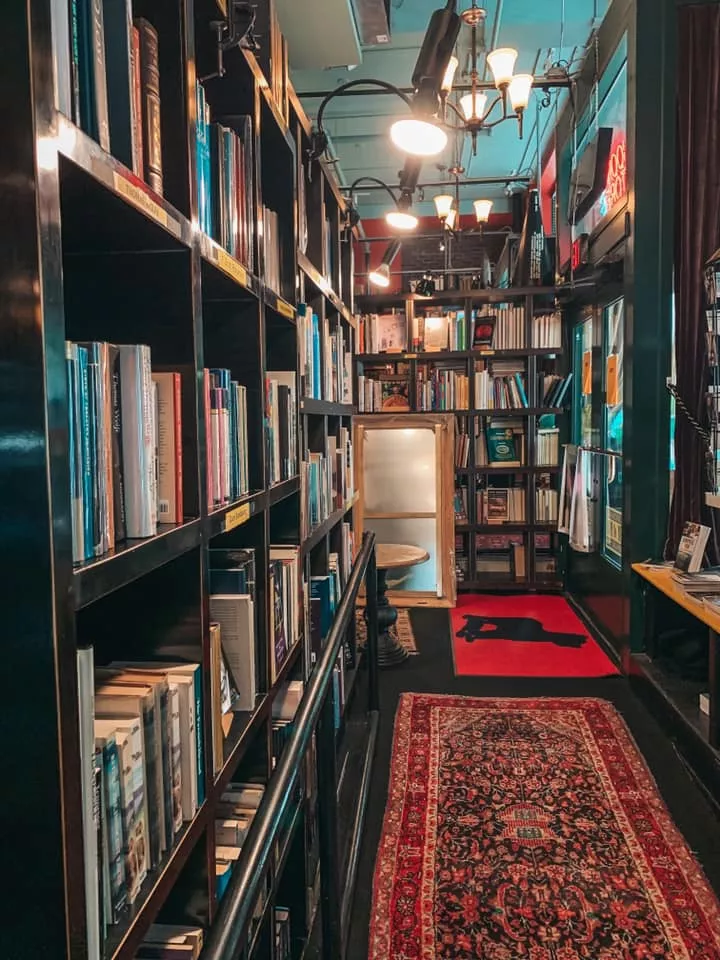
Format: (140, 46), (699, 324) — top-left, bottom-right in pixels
(341, 174), (530, 191)
(298, 77), (574, 98)
(355, 231), (519, 243)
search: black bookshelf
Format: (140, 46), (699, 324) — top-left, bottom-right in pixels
(355, 289), (568, 593)
(5, 3), (359, 956)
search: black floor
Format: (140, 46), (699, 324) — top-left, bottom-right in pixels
(346, 608), (720, 959)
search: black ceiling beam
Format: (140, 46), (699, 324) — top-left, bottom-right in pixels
(297, 77), (574, 98)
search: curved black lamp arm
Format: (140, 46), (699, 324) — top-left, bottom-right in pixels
(347, 176), (399, 206)
(310, 80), (414, 160)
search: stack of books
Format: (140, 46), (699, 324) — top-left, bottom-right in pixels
(66, 341), (184, 564)
(215, 782), (265, 900)
(270, 546), (301, 681)
(263, 206), (282, 295)
(298, 305), (353, 403)
(265, 372), (298, 485)
(472, 305), (525, 350)
(135, 925), (204, 958)
(203, 368), (250, 510)
(76, 648), (204, 957)
(416, 363), (469, 410)
(532, 312), (562, 349)
(474, 361), (529, 409)
(51, 4), (163, 192)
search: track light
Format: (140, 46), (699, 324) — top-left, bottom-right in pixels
(369, 239), (402, 288)
(390, 118), (448, 157)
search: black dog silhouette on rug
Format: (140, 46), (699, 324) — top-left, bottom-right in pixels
(456, 615), (587, 648)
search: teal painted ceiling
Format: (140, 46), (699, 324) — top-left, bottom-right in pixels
(289, 0), (608, 220)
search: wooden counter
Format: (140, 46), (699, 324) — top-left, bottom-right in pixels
(632, 562), (720, 634)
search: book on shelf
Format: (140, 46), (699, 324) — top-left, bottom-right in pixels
(533, 311), (562, 349)
(263, 206), (282, 295)
(66, 341), (184, 563)
(358, 312), (407, 354)
(472, 305), (525, 350)
(674, 521), (711, 574)
(269, 545), (301, 681)
(486, 425), (522, 468)
(536, 427), (560, 466)
(455, 421), (470, 468)
(475, 532), (526, 579)
(299, 427), (354, 536)
(454, 486), (469, 524)
(357, 369), (411, 413)
(536, 483), (559, 523)
(539, 371), (573, 408)
(203, 368), (250, 510)
(474, 360), (528, 410)
(671, 568), (720, 593)
(477, 485), (526, 524)
(298, 304), (353, 403)
(215, 782), (265, 899)
(135, 924), (204, 959)
(265, 371), (298, 485)
(209, 561), (257, 714)
(275, 907), (292, 960)
(416, 362), (469, 411)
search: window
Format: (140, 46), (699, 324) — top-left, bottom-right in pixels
(573, 317), (593, 447)
(602, 298), (624, 565)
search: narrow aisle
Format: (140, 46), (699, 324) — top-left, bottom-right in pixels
(348, 609), (720, 959)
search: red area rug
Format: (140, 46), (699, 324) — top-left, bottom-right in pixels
(451, 593), (619, 677)
(370, 695), (720, 959)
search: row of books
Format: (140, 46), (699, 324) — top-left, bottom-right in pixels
(477, 487), (526, 524)
(215, 782), (265, 900)
(474, 363), (528, 409)
(540, 372), (573, 408)
(52, 2), (163, 192)
(270, 547), (302, 682)
(134, 924), (204, 958)
(357, 374), (410, 412)
(77, 648), (204, 959)
(536, 428), (561, 466)
(300, 428), (354, 536)
(416, 367), (470, 411)
(454, 486), (469, 524)
(263, 206), (282, 296)
(473, 306), (525, 350)
(66, 341), (183, 564)
(297, 305), (353, 404)
(265, 372), (298, 485)
(532, 312), (562, 349)
(204, 368), (250, 510)
(536, 487), (559, 523)
(195, 89), (255, 269)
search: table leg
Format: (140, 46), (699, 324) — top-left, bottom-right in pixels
(368, 568), (409, 668)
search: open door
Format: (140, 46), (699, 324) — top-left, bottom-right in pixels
(354, 414), (456, 607)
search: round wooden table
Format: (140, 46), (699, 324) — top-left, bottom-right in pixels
(371, 543), (430, 667)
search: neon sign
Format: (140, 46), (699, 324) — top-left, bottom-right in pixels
(599, 133), (627, 218)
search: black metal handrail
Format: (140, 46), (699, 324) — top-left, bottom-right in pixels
(202, 531), (378, 960)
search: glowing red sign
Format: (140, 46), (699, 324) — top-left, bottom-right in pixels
(604, 134), (627, 211)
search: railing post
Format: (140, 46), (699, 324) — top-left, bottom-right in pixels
(316, 687), (342, 959)
(365, 544), (380, 713)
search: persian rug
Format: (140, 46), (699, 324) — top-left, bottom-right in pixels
(356, 607), (418, 655)
(451, 593), (619, 677)
(370, 694), (720, 959)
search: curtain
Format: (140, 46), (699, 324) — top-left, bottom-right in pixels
(667, 2), (720, 556)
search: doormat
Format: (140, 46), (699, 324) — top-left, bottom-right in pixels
(451, 593), (619, 677)
(369, 693), (720, 959)
(355, 608), (418, 655)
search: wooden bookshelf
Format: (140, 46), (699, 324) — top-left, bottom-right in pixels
(355, 290), (568, 593)
(5, 3), (358, 957)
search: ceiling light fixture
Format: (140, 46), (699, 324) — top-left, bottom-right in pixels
(473, 198), (493, 224)
(369, 239), (402, 288)
(433, 193), (455, 220)
(347, 176), (419, 233)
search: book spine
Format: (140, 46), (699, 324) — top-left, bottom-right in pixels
(173, 373), (183, 523)
(134, 18), (163, 194)
(101, 738), (128, 920)
(192, 668), (205, 805)
(109, 345), (126, 542)
(119, 345), (156, 538)
(77, 648), (101, 959)
(195, 82), (206, 235)
(69, 0), (82, 123)
(204, 368), (212, 511)
(140, 702), (162, 865)
(102, 0), (134, 168)
(67, 343), (85, 563)
(130, 25), (144, 178)
(77, 346), (95, 560)
(168, 686), (183, 835)
(211, 388), (221, 504)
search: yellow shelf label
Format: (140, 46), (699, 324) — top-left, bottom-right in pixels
(224, 502), (251, 532)
(113, 173), (169, 228)
(276, 299), (295, 319)
(216, 248), (247, 287)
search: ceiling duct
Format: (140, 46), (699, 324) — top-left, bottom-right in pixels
(353, 0), (391, 46)
(275, 0), (363, 69)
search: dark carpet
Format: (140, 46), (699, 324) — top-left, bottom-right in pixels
(347, 608), (720, 960)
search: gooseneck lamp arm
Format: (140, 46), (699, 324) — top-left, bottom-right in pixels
(348, 176), (400, 206)
(310, 81), (414, 161)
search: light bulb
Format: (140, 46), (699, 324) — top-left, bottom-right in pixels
(441, 55), (459, 95)
(487, 47), (518, 88)
(390, 118), (448, 157)
(459, 91), (487, 121)
(433, 194), (454, 219)
(386, 209), (418, 231)
(509, 74), (533, 112)
(473, 198), (493, 223)
(368, 264), (391, 287)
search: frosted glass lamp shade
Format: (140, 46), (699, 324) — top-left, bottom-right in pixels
(487, 47), (518, 88)
(433, 194), (454, 219)
(390, 118), (447, 157)
(509, 74), (533, 111)
(473, 198), (493, 223)
(459, 91), (488, 121)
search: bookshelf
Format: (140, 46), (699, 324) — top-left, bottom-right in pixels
(355, 289), (569, 593)
(5, 2), (359, 958)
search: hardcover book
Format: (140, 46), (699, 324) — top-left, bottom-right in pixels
(380, 378), (410, 411)
(675, 521), (710, 574)
(486, 426), (521, 467)
(473, 314), (497, 349)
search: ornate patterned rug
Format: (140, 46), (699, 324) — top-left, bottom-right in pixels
(370, 694), (720, 959)
(356, 608), (418, 655)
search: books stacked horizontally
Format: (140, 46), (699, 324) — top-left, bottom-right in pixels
(298, 305), (353, 403)
(536, 485), (559, 523)
(477, 485), (526, 524)
(474, 361), (528, 409)
(475, 533), (525, 578)
(265, 371), (298, 485)
(215, 782), (265, 900)
(203, 368), (250, 510)
(270, 546), (301, 682)
(195, 93), (255, 270)
(209, 547), (257, 771)
(416, 363), (469, 410)
(472, 305), (525, 350)
(76, 648), (204, 959)
(263, 206), (282, 295)
(358, 312), (406, 354)
(66, 342), (184, 564)
(53, 2), (163, 190)
(301, 428), (354, 535)
(538, 372), (573, 408)
(536, 427), (560, 465)
(135, 925), (204, 959)
(532, 312), (562, 349)
(475, 420), (526, 467)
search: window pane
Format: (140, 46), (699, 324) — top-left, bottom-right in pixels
(602, 298), (624, 565)
(573, 318), (593, 447)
